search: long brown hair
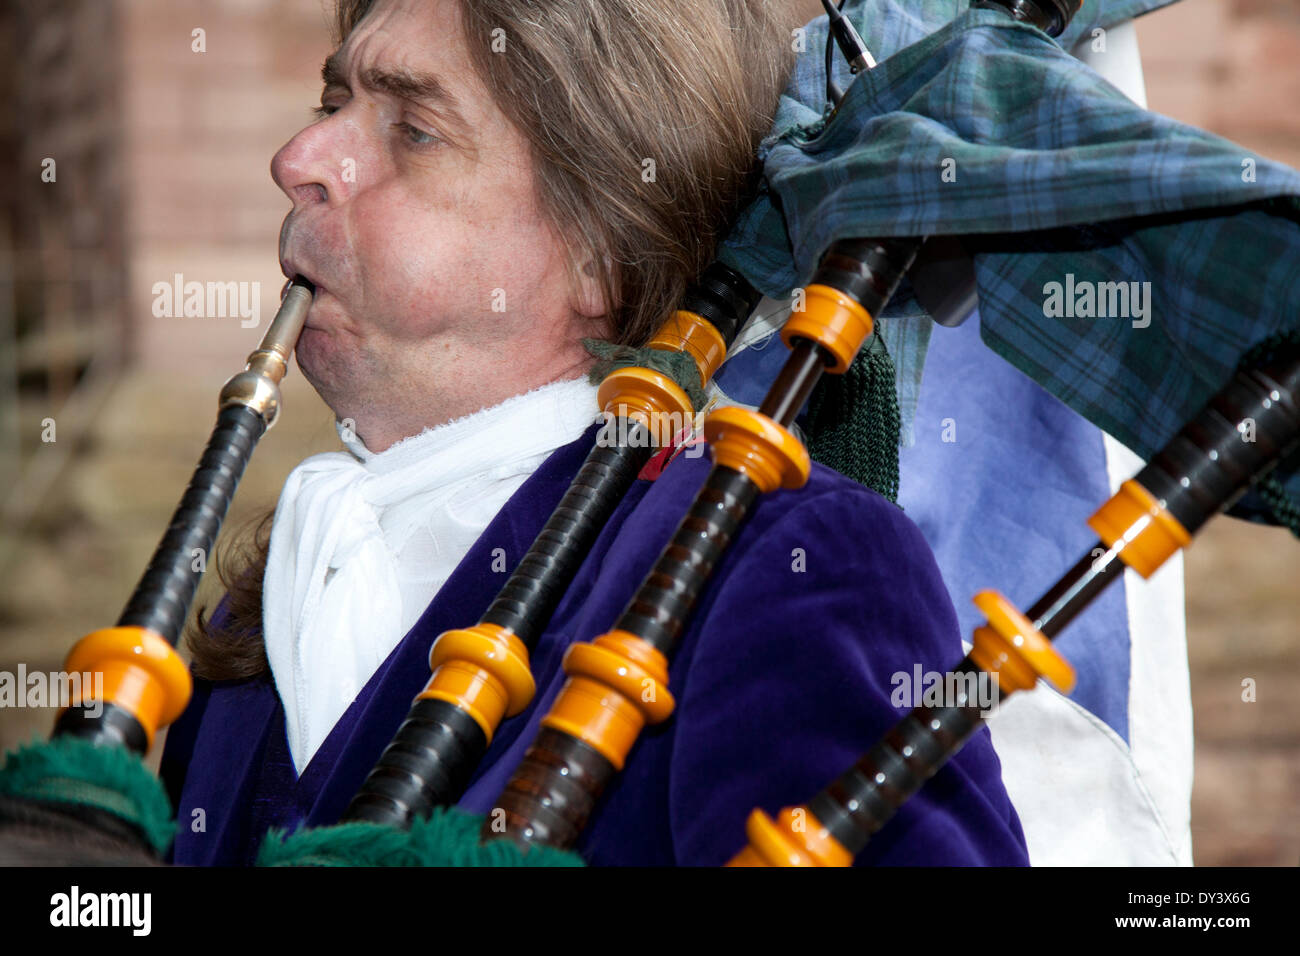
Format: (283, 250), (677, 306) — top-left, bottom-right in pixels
(187, 0), (798, 679)
(188, 508), (276, 681)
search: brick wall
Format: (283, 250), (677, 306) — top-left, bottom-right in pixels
(121, 0), (336, 370)
(1138, 0), (1300, 168)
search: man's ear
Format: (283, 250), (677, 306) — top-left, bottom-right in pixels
(572, 253), (612, 320)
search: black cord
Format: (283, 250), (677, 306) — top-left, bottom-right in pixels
(822, 0), (845, 108)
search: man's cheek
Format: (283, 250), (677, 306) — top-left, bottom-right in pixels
(296, 328), (358, 385)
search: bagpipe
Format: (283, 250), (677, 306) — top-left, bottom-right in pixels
(727, 333), (1300, 865)
(0, 276), (314, 864)
(2, 0), (1298, 866)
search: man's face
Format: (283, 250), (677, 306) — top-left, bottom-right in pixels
(272, 0), (593, 437)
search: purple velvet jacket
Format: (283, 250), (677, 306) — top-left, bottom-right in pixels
(160, 423), (1028, 866)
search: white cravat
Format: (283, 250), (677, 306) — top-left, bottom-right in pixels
(263, 376), (600, 773)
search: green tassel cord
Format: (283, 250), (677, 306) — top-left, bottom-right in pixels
(582, 338), (708, 412)
(0, 736), (177, 856)
(257, 806), (585, 867)
(585, 330), (905, 503)
(804, 332), (902, 503)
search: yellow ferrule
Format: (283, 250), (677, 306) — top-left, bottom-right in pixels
(419, 623), (535, 744)
(969, 590), (1075, 695)
(647, 310), (728, 386)
(727, 807), (853, 867)
(541, 630), (675, 770)
(597, 366), (695, 446)
(62, 626), (193, 751)
(1086, 478), (1191, 579)
(779, 283), (874, 374)
(703, 406), (811, 493)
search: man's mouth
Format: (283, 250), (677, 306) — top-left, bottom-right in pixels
(279, 256), (324, 295)
(279, 259), (328, 331)
(281, 277), (325, 303)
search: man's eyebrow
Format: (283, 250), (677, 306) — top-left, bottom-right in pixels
(321, 51), (347, 90)
(320, 51), (471, 136)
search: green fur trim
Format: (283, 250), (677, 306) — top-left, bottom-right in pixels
(582, 338), (709, 412)
(0, 736), (176, 855)
(257, 806), (585, 867)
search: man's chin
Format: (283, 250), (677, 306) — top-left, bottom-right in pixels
(294, 337), (345, 402)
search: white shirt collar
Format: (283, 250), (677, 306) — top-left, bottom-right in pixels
(264, 375), (600, 773)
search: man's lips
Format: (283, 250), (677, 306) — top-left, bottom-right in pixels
(279, 256), (324, 293)
(279, 260), (329, 332)
(281, 277), (325, 301)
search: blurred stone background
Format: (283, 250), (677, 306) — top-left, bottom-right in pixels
(0, 0), (1295, 864)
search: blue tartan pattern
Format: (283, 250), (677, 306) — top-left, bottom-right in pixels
(719, 0), (1300, 522)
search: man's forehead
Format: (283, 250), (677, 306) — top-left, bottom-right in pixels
(324, 0), (480, 132)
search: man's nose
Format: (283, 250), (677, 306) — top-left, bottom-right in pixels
(271, 117), (356, 209)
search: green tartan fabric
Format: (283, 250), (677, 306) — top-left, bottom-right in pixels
(720, 0), (1300, 524)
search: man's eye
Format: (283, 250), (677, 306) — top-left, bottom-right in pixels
(308, 105), (439, 148)
(395, 122), (441, 148)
